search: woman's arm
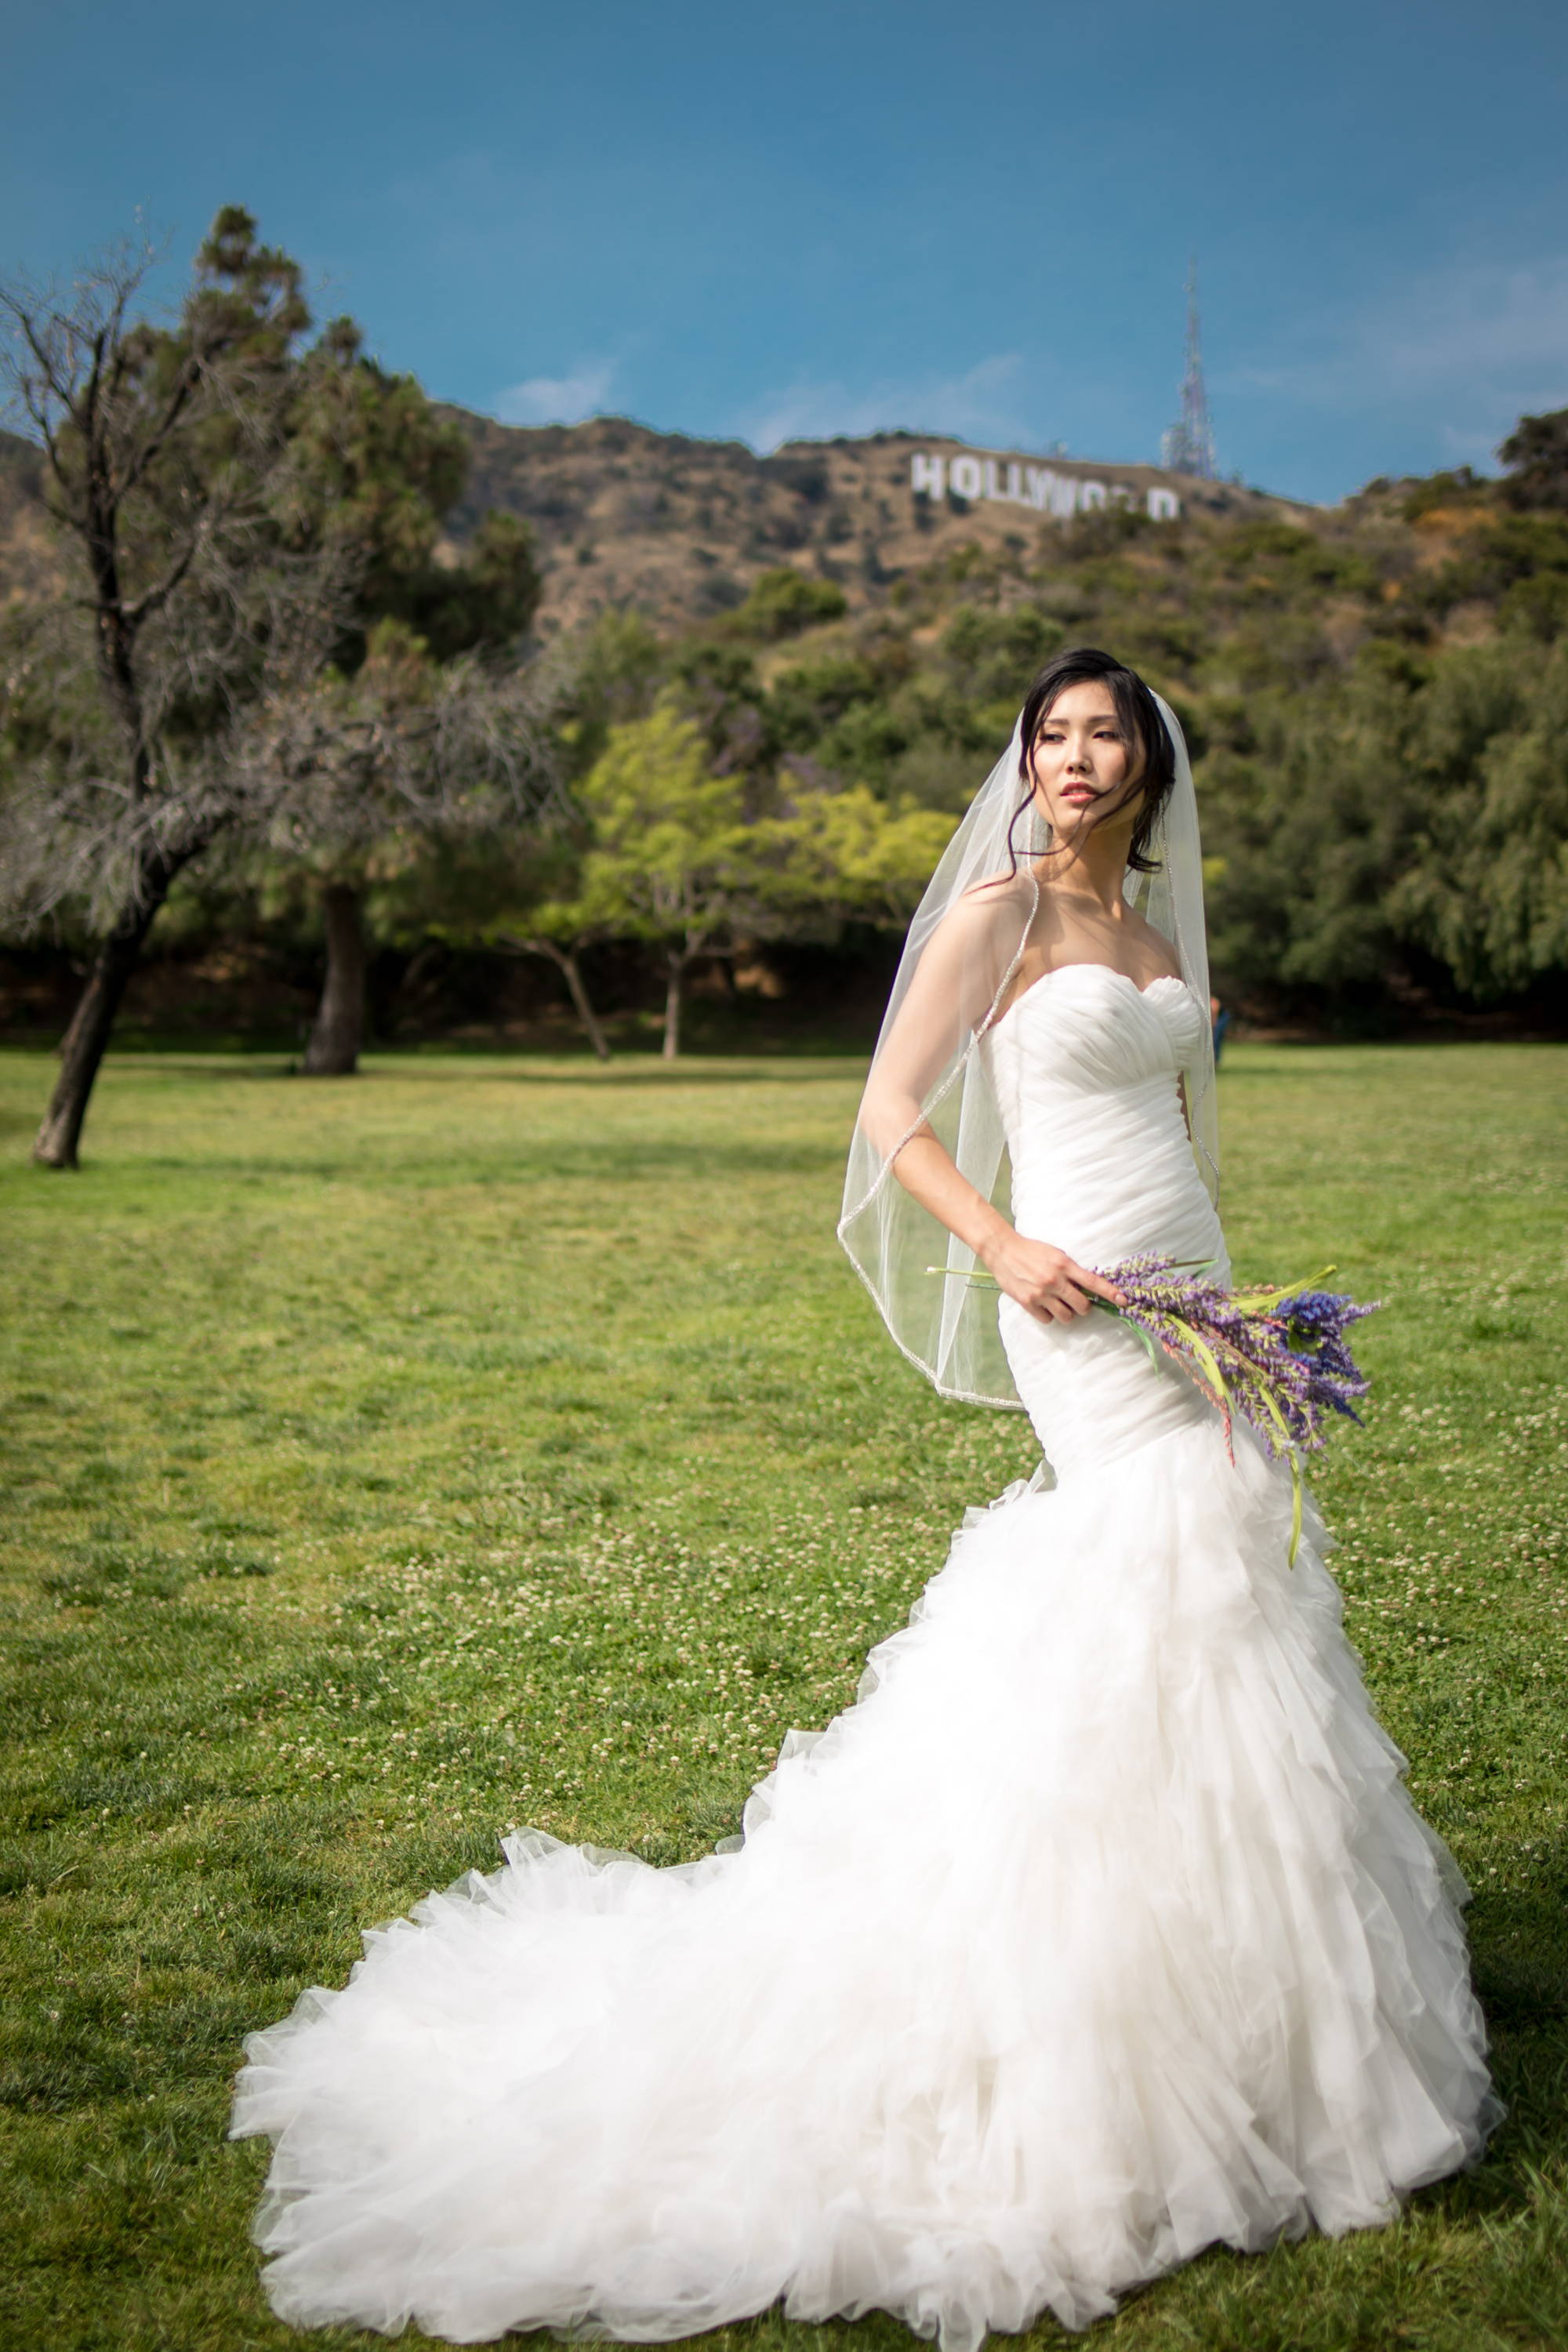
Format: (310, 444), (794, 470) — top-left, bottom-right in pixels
(856, 898), (1125, 1327)
(887, 1132), (1125, 1325)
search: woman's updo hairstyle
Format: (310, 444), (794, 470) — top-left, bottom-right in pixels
(1011, 645), (1176, 877)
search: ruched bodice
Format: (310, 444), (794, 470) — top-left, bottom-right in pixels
(979, 965), (1228, 1479)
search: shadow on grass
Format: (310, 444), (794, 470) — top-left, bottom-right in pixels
(82, 1054), (867, 1089)
(366, 1060), (866, 1088)
(0, 1105), (42, 1149)
(1466, 1828), (1568, 2182)
(1211, 1039), (1566, 1075)
(107, 1137), (844, 1184)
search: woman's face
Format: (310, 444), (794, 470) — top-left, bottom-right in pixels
(1026, 682), (1143, 843)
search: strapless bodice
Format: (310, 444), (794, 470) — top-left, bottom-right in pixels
(978, 964), (1227, 1476)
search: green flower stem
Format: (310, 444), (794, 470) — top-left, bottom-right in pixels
(928, 1264), (1314, 1567)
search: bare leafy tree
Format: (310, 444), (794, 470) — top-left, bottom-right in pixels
(0, 209), (357, 1164)
(0, 205), (554, 1150)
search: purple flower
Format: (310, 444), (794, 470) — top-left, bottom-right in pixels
(1092, 1256), (1382, 1564)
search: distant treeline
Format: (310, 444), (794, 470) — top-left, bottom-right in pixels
(3, 208), (1566, 1139)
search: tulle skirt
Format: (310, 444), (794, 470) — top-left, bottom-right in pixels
(232, 1411), (1498, 2347)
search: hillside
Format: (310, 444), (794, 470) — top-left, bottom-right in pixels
(531, 452), (1568, 1025)
(0, 427), (57, 606)
(436, 412), (1308, 633)
(0, 409), (1308, 631)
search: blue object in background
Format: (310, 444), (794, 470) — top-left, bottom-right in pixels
(1212, 1004), (1232, 1065)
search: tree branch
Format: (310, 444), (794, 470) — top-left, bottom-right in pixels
(115, 354), (201, 502)
(121, 524), (205, 633)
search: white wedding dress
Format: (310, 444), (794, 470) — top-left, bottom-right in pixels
(233, 965), (1498, 2347)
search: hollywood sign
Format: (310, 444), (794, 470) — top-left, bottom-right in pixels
(911, 450), (1180, 522)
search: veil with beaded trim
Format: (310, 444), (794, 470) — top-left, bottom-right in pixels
(837, 692), (1218, 1410)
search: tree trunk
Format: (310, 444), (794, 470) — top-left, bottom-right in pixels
(560, 949), (611, 1063)
(662, 955), (684, 1061)
(524, 939), (611, 1061)
(303, 884), (365, 1076)
(32, 849), (187, 1169)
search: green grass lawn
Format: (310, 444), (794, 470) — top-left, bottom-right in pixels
(2, 1039), (1566, 2352)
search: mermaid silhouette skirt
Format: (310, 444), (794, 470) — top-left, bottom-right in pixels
(232, 969), (1497, 2347)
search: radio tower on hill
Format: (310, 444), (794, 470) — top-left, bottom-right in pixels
(1160, 257), (1218, 481)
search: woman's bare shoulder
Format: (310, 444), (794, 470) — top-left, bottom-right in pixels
(937, 866), (1035, 939)
(956, 864), (1036, 913)
(1123, 904), (1182, 980)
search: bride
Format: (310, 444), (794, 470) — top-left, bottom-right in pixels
(233, 648), (1498, 2347)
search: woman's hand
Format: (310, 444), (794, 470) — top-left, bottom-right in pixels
(982, 1229), (1127, 1324)
(883, 1132), (1126, 1327)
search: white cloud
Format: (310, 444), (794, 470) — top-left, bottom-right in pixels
(1363, 260), (1568, 397)
(741, 353), (1033, 454)
(495, 361), (617, 426)
(1217, 255), (1568, 454)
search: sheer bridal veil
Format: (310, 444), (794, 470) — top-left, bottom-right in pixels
(837, 691), (1218, 1410)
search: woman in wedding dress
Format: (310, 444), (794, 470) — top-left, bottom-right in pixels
(233, 649), (1498, 2348)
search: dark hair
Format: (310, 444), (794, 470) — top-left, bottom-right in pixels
(1007, 646), (1175, 877)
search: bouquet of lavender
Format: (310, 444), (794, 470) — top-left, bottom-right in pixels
(927, 1254), (1378, 1564)
(1095, 1255), (1380, 1563)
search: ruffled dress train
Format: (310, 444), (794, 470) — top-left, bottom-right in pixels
(233, 967), (1497, 2347)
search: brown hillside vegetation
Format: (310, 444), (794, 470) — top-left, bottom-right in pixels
(0, 426), (58, 606)
(434, 411), (1302, 633)
(0, 409), (1304, 633)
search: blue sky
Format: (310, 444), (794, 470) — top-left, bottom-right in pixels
(3, 0), (1566, 505)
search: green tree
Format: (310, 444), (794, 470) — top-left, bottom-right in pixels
(253, 614), (561, 1070)
(768, 653), (882, 751)
(1499, 405), (1568, 513)
(1201, 657), (1431, 1005)
(426, 812), (619, 1062)
(524, 709), (958, 1058)
(729, 567), (848, 642)
(270, 339), (542, 1073)
(287, 341), (539, 668)
(1201, 634), (1568, 1010)
(1388, 637), (1568, 994)
(755, 782), (956, 929)
(535, 702), (757, 1058)
(494, 857), (616, 1062)
(941, 604), (1065, 704)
